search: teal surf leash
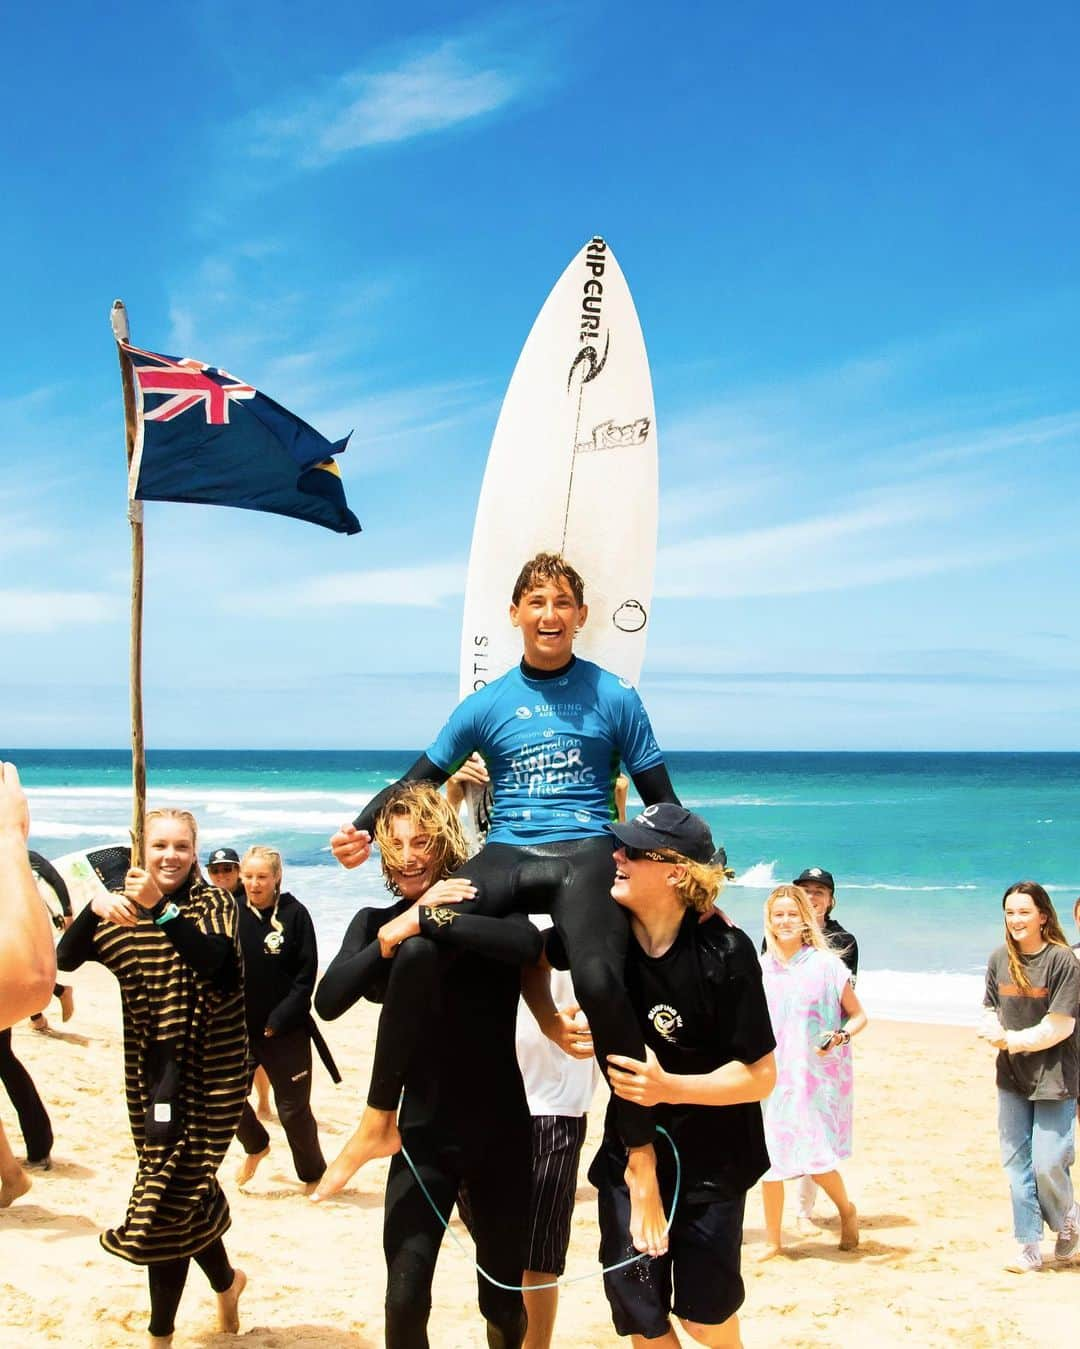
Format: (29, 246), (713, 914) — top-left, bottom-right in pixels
(398, 1123), (682, 1292)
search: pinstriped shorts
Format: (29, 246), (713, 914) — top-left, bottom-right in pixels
(525, 1114), (589, 1275)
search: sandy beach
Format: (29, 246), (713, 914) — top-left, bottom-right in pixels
(3, 964), (1077, 1347)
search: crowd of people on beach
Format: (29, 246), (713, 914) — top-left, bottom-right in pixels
(2, 551), (1079, 1347)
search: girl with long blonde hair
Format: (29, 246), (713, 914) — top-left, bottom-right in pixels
(757, 884), (867, 1261)
(57, 808), (247, 1345)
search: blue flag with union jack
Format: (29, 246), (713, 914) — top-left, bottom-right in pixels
(123, 342), (361, 535)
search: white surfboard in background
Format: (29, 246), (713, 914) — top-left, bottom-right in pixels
(457, 237), (658, 842)
(459, 236), (658, 700)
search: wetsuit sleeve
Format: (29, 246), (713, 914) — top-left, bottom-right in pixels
(30, 852), (72, 917)
(417, 909), (543, 967)
(630, 762), (681, 807)
(159, 912), (239, 993)
(315, 905), (405, 1019)
(351, 754), (450, 834)
(267, 904), (318, 1035)
(56, 902), (101, 971)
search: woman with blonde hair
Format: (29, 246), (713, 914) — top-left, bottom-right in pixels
(57, 808), (247, 1346)
(758, 883), (867, 1260)
(980, 881), (1080, 1273)
(234, 845), (328, 1188)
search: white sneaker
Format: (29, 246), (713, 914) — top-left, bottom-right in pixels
(1005, 1242), (1043, 1274)
(1055, 1203), (1080, 1262)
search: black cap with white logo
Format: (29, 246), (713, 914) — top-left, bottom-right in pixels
(207, 847), (240, 867)
(608, 804), (717, 864)
(793, 866), (835, 892)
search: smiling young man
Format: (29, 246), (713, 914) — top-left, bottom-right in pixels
(321, 553), (680, 1254)
(315, 784), (541, 1348)
(576, 804), (776, 1349)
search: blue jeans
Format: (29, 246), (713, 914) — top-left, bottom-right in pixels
(997, 1090), (1076, 1242)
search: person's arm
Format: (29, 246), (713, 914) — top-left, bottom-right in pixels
(122, 867), (238, 992)
(156, 910), (239, 991)
(330, 754), (452, 869)
(373, 877), (543, 966)
(608, 1047), (776, 1108)
(445, 753), (489, 813)
(817, 978), (868, 1054)
(314, 907), (400, 1020)
(266, 904), (318, 1035)
(520, 960), (594, 1059)
(1005, 1013), (1076, 1054)
(629, 762), (680, 808)
(56, 900), (103, 971)
(0, 763), (57, 1027)
(30, 852), (72, 918)
(1003, 949), (1080, 1053)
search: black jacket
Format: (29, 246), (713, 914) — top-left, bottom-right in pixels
(238, 892), (318, 1038)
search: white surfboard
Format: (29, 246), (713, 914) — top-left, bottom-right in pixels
(51, 845), (130, 912)
(459, 236), (658, 700)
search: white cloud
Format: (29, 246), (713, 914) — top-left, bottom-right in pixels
(0, 590), (124, 633)
(236, 559), (466, 614)
(654, 485), (1007, 599)
(248, 27), (536, 169)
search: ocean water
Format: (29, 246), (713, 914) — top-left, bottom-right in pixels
(9, 749), (1080, 1026)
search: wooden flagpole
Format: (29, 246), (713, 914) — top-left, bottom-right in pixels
(110, 300), (146, 870)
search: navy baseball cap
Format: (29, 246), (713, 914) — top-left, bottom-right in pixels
(608, 804), (716, 864)
(207, 847), (240, 867)
(794, 866), (835, 891)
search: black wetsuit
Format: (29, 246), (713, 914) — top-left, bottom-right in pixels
(352, 657), (679, 1150)
(316, 903), (542, 1349)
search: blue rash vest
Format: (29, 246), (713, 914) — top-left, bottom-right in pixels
(426, 658), (663, 846)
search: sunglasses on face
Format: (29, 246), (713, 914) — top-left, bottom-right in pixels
(622, 845), (683, 864)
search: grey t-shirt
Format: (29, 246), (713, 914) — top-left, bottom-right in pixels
(985, 943), (1080, 1100)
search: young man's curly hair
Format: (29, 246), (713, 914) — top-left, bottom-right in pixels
(375, 783), (469, 895)
(511, 552), (586, 607)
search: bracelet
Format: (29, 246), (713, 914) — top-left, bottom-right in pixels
(154, 902), (181, 926)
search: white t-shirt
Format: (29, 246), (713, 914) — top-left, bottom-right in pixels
(515, 917), (600, 1117)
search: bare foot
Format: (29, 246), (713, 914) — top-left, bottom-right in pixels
(755, 1243), (783, 1262)
(147, 1335), (173, 1348)
(0, 1167), (31, 1208)
(236, 1146), (269, 1187)
(30, 1013), (48, 1033)
(217, 1268), (246, 1333)
(311, 1109), (400, 1202)
(839, 1203), (859, 1250)
(795, 1214), (822, 1237)
(624, 1145), (669, 1257)
(59, 987), (75, 1021)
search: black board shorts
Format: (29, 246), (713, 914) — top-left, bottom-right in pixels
(525, 1114), (588, 1275)
(596, 1171), (747, 1336)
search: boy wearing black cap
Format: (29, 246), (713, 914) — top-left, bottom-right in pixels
(206, 847), (243, 899)
(792, 867), (858, 980)
(556, 805), (776, 1348)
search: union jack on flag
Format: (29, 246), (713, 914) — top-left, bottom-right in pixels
(122, 340), (360, 535)
(125, 344), (257, 425)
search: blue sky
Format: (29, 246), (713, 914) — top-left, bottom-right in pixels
(2, 1), (1078, 750)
